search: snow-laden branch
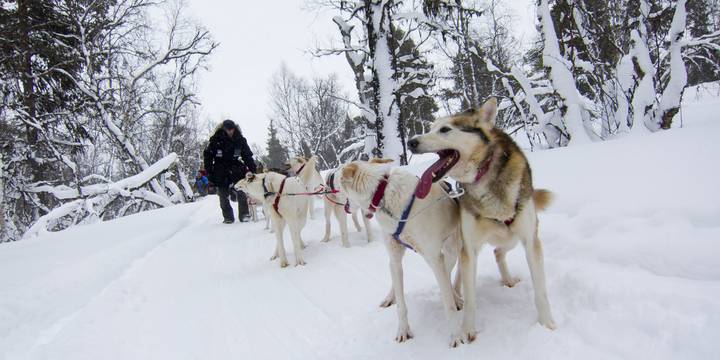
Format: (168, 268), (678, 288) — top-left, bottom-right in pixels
(27, 153), (177, 205)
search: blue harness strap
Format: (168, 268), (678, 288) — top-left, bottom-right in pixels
(392, 194), (417, 252)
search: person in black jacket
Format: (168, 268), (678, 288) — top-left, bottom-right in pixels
(203, 119), (257, 223)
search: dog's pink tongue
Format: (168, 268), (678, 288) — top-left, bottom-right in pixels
(415, 157), (446, 199)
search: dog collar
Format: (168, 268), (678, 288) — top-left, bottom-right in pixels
(262, 177), (274, 198)
(366, 174), (390, 219)
(296, 163), (305, 175)
(474, 152), (494, 183)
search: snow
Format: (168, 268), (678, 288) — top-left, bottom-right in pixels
(1, 103), (720, 358)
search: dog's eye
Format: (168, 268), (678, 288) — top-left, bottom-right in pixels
(439, 126), (452, 134)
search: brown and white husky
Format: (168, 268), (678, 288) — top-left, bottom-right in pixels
(408, 98), (556, 346)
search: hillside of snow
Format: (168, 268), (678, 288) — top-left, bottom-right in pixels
(1, 95), (718, 359)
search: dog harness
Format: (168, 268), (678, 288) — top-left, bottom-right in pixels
(391, 194), (418, 252)
(366, 173), (417, 252)
(262, 177), (273, 198)
(325, 172), (352, 214)
(296, 163), (305, 175)
(268, 177), (287, 217)
(366, 174), (389, 219)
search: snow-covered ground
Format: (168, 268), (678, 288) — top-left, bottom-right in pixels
(1, 94), (719, 359)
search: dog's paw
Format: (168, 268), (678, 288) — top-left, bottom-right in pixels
(501, 277), (521, 288)
(269, 253), (278, 261)
(296, 259), (306, 266)
(280, 259), (289, 268)
(321, 237), (331, 243)
(450, 328), (477, 347)
(539, 317), (557, 330)
(395, 327), (413, 343)
(379, 294), (396, 308)
(301, 241), (308, 249)
(341, 242), (351, 248)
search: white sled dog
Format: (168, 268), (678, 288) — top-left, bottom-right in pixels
(338, 160), (462, 343)
(408, 98), (556, 346)
(321, 166), (374, 247)
(287, 156), (324, 220)
(235, 157), (319, 268)
(288, 156), (374, 247)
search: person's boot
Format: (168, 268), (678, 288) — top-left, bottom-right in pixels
(223, 219), (234, 224)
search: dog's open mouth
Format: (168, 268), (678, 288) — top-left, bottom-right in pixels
(415, 149), (459, 199)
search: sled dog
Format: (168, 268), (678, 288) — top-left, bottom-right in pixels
(321, 166), (375, 247)
(235, 157), (319, 267)
(287, 156), (323, 220)
(338, 160), (462, 343)
(408, 98), (556, 346)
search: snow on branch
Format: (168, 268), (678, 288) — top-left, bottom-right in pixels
(27, 153), (178, 205)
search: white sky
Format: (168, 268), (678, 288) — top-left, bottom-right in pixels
(187, 0), (536, 148)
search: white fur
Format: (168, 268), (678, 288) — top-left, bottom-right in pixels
(321, 170), (374, 247)
(235, 159), (319, 268)
(287, 157), (324, 220)
(339, 161), (462, 344)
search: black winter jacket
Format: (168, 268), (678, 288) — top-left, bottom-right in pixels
(203, 125), (256, 186)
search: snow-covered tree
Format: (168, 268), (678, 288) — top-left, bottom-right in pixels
(0, 0), (216, 241)
(313, 0), (451, 164)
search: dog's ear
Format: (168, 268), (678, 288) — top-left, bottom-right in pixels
(474, 97), (497, 129)
(369, 158), (393, 164)
(341, 163), (358, 181)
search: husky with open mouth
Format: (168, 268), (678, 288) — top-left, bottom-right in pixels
(408, 98), (556, 346)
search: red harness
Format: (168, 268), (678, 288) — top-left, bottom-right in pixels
(272, 178), (287, 217)
(366, 174), (389, 219)
(325, 171), (352, 214)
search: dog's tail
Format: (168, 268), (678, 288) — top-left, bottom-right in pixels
(533, 189), (553, 212)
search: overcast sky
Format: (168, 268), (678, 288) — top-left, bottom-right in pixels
(187, 0), (536, 149)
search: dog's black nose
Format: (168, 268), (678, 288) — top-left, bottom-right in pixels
(408, 138), (419, 151)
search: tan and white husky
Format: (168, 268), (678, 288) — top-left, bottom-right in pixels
(338, 160), (462, 343)
(408, 98), (556, 346)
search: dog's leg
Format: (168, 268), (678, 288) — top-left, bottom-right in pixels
(384, 236), (412, 342)
(522, 228), (556, 330)
(453, 209), (479, 347)
(379, 286), (395, 308)
(273, 218), (288, 268)
(322, 200), (333, 243)
(335, 206), (350, 248)
(264, 204), (273, 232)
(362, 211), (374, 243)
(454, 244), (478, 346)
(351, 211), (362, 232)
(443, 232), (463, 310)
(428, 252), (462, 343)
(308, 196), (315, 220)
(494, 247), (520, 287)
(290, 223), (306, 266)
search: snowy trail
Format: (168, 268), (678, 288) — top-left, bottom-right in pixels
(2, 122), (720, 359)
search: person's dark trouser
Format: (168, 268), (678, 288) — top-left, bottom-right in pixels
(217, 185), (249, 222)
